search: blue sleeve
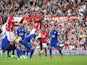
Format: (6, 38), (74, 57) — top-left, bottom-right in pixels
(25, 31), (29, 36)
(29, 34), (35, 41)
(15, 28), (18, 34)
(56, 30), (60, 36)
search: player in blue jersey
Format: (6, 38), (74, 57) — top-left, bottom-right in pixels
(15, 23), (26, 59)
(49, 25), (64, 59)
(16, 25), (25, 39)
(20, 30), (39, 60)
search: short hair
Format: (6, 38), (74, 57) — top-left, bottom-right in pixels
(9, 9), (14, 14)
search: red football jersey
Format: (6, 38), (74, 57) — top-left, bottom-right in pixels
(41, 31), (48, 43)
(6, 15), (16, 31)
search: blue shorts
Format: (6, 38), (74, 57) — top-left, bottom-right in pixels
(49, 42), (59, 48)
(20, 41), (32, 49)
(1, 36), (10, 50)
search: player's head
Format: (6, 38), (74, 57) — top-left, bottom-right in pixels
(9, 9), (15, 16)
(35, 30), (39, 36)
(41, 26), (45, 31)
(19, 20), (23, 27)
(51, 25), (55, 31)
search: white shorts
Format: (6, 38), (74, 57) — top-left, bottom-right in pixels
(42, 43), (48, 48)
(36, 45), (40, 49)
(6, 31), (16, 42)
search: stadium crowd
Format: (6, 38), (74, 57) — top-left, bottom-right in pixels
(0, 0), (87, 52)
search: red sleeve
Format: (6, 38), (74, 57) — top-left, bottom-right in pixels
(7, 16), (11, 31)
(12, 22), (19, 26)
(6, 15), (15, 31)
(34, 23), (39, 30)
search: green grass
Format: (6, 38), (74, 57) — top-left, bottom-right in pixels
(0, 55), (87, 65)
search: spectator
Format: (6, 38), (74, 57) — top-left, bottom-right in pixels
(0, 0), (87, 50)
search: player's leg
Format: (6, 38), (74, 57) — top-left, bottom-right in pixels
(25, 43), (35, 60)
(58, 48), (64, 59)
(15, 38), (23, 59)
(11, 44), (16, 56)
(39, 39), (43, 54)
(20, 45), (27, 60)
(38, 39), (42, 57)
(0, 35), (9, 56)
(55, 44), (64, 59)
(7, 44), (15, 57)
(9, 41), (16, 57)
(42, 43), (48, 56)
(58, 47), (63, 55)
(2, 39), (11, 53)
(2, 44), (11, 57)
(20, 45), (25, 55)
(35, 45), (41, 57)
(49, 46), (52, 59)
(38, 48), (41, 57)
(84, 42), (87, 50)
(2, 45), (10, 52)
(35, 38), (42, 57)
(49, 42), (54, 59)
(44, 48), (47, 56)
(7, 50), (11, 57)
(0, 46), (5, 56)
(16, 48), (21, 59)
(16, 49), (21, 60)
(0, 47), (6, 57)
(15, 44), (21, 59)
(25, 49), (30, 56)
(0, 38), (8, 56)
(2, 41), (15, 57)
(30, 44), (36, 60)
(49, 43), (53, 59)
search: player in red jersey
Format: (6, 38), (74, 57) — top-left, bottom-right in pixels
(0, 9), (17, 57)
(40, 26), (48, 56)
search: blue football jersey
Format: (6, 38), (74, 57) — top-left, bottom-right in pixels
(20, 34), (35, 49)
(49, 30), (60, 44)
(16, 27), (25, 39)
(23, 34), (35, 43)
(25, 31), (30, 37)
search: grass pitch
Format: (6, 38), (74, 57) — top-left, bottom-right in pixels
(0, 55), (87, 65)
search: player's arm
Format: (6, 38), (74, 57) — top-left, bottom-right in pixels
(58, 35), (63, 44)
(30, 38), (36, 48)
(30, 38), (34, 44)
(48, 32), (51, 44)
(47, 36), (50, 45)
(57, 30), (61, 41)
(15, 33), (19, 44)
(46, 32), (49, 44)
(15, 28), (19, 38)
(25, 31), (29, 37)
(15, 33), (19, 39)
